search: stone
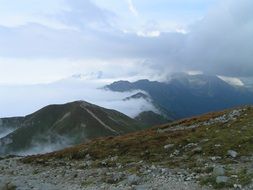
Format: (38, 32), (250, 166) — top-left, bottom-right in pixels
(110, 156), (118, 162)
(227, 150), (238, 158)
(192, 147), (202, 154)
(0, 182), (17, 190)
(134, 185), (150, 190)
(164, 144), (174, 150)
(247, 167), (253, 175)
(210, 156), (221, 161)
(85, 154), (91, 160)
(112, 173), (124, 182)
(150, 165), (156, 170)
(233, 184), (242, 189)
(173, 150), (180, 156)
(127, 174), (140, 185)
(213, 166), (225, 176)
(216, 176), (229, 184)
(184, 143), (197, 149)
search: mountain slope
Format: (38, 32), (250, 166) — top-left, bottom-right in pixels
(134, 111), (171, 126)
(106, 74), (253, 119)
(0, 101), (144, 155)
(24, 106), (253, 189)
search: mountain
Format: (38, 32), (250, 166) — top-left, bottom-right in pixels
(123, 92), (176, 122)
(106, 73), (253, 119)
(23, 106), (253, 189)
(123, 92), (150, 101)
(0, 101), (144, 155)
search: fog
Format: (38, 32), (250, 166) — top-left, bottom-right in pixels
(15, 134), (73, 156)
(0, 128), (16, 139)
(0, 76), (157, 118)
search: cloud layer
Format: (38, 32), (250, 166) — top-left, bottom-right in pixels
(0, 0), (252, 83)
(0, 76), (158, 117)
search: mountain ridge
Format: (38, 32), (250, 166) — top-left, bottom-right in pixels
(106, 74), (253, 119)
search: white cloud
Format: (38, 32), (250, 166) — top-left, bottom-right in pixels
(218, 76), (244, 86)
(126, 0), (139, 16)
(137, 30), (160, 37)
(0, 77), (157, 118)
(0, 57), (160, 85)
(0, 0), (68, 27)
(185, 70), (203, 76)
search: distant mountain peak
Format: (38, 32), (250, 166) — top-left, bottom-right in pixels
(123, 92), (150, 101)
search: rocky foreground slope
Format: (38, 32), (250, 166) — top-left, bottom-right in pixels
(0, 106), (253, 189)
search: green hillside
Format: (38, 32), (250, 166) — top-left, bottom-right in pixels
(0, 101), (144, 155)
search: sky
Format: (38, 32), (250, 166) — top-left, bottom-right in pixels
(0, 0), (252, 85)
(0, 0), (253, 117)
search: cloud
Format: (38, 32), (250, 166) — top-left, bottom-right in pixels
(218, 76), (244, 86)
(177, 0), (253, 77)
(0, 128), (16, 139)
(127, 0), (139, 16)
(15, 133), (73, 156)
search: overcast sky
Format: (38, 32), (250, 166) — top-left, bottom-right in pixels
(0, 0), (253, 117)
(0, 0), (252, 85)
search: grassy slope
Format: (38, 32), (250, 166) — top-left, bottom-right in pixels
(23, 106), (253, 188)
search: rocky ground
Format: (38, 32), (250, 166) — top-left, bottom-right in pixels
(0, 156), (208, 190)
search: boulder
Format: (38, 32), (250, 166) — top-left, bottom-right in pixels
(127, 174), (140, 185)
(213, 166), (225, 176)
(192, 147), (202, 154)
(216, 176), (229, 184)
(164, 144), (174, 150)
(227, 150), (238, 158)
